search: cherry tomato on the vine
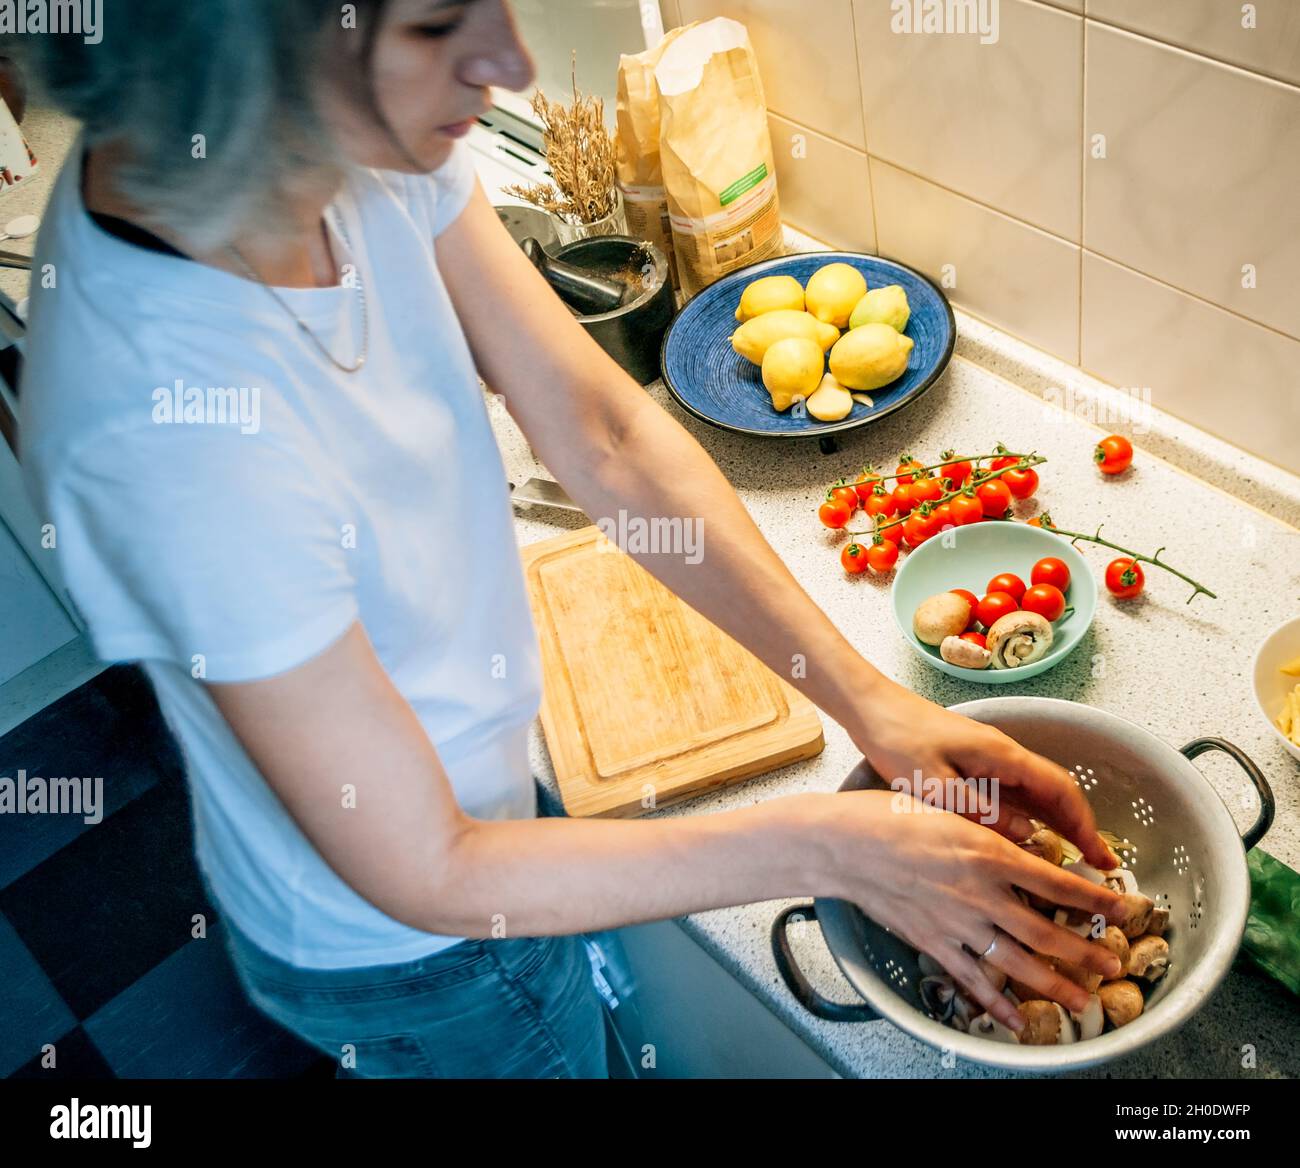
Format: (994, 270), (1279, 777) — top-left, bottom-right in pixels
(818, 499), (853, 529)
(903, 510), (940, 547)
(841, 541), (869, 574)
(990, 454), (1018, 472)
(877, 521), (905, 544)
(853, 470), (882, 504)
(1030, 556), (1070, 591)
(865, 486), (898, 520)
(866, 539), (899, 572)
(1095, 435), (1133, 476)
(911, 475), (943, 505)
(828, 485), (858, 511)
(975, 478), (1013, 518)
(1105, 557), (1145, 599)
(1022, 583), (1066, 621)
(987, 573), (1026, 602)
(895, 456), (925, 486)
(949, 493), (984, 526)
(976, 591), (1019, 628)
(932, 502), (954, 529)
(940, 452), (972, 489)
(892, 483), (917, 515)
(1002, 466), (1039, 500)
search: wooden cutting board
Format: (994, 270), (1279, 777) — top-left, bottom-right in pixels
(521, 526), (824, 818)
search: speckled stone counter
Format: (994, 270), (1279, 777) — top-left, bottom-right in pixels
(495, 298), (1300, 1079)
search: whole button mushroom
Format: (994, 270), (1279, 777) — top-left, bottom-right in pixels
(1127, 935), (1170, 983)
(913, 592), (973, 647)
(1098, 979), (1145, 1028)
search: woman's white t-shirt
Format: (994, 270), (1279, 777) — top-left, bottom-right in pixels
(19, 139), (545, 969)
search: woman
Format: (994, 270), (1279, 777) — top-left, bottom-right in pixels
(11, 0), (1123, 1078)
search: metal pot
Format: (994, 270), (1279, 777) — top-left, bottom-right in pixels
(771, 697), (1275, 1072)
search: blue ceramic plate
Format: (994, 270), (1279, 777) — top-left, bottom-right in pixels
(659, 252), (955, 440)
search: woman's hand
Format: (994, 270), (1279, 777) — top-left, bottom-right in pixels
(823, 790), (1126, 1032)
(848, 681), (1120, 871)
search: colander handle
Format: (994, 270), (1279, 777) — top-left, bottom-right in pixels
(1180, 736), (1275, 851)
(771, 903), (880, 1023)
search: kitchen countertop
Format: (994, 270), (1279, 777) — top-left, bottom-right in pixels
(495, 277), (1300, 1079)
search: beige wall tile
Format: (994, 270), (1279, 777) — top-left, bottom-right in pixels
(1085, 24), (1300, 342)
(1047, 1), (1083, 11)
(1086, 0), (1300, 86)
(659, 0), (684, 29)
(853, 0), (1082, 240)
(769, 114), (876, 253)
(676, 0), (866, 149)
(1081, 254), (1300, 473)
(871, 158), (1081, 362)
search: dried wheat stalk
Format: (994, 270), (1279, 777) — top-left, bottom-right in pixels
(505, 56), (617, 226)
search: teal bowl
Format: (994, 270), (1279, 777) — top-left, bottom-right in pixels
(890, 522), (1098, 683)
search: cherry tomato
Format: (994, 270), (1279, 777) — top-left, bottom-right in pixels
(877, 521), (905, 544)
(940, 453), (972, 489)
(911, 475), (943, 506)
(949, 493), (984, 526)
(976, 591), (1019, 628)
(818, 499), (852, 529)
(1105, 557), (1145, 599)
(959, 631), (987, 650)
(866, 539), (899, 572)
(932, 502), (954, 529)
(1095, 435), (1133, 476)
(987, 573), (1026, 602)
(990, 455), (1018, 472)
(974, 479), (1013, 518)
(903, 510), (940, 547)
(1031, 556), (1070, 591)
(865, 486), (898, 520)
(853, 470), (882, 505)
(895, 456), (924, 486)
(1002, 466), (1039, 500)
(1026, 516), (1045, 528)
(892, 483), (916, 515)
(841, 541), (869, 574)
(1022, 583), (1066, 621)
(828, 485), (858, 511)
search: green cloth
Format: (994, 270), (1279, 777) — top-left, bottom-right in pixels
(1235, 849), (1300, 997)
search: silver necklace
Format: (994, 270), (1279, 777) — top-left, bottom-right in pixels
(227, 211), (369, 374)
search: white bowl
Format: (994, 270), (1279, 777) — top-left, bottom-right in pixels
(1252, 615), (1300, 764)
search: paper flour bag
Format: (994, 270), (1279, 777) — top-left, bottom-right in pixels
(655, 18), (784, 297)
(615, 22), (695, 289)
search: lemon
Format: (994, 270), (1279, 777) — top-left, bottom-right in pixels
(849, 284), (911, 333)
(731, 310), (840, 365)
(761, 337), (825, 412)
(829, 323), (914, 391)
(805, 373), (854, 422)
(805, 263), (868, 329)
(736, 275), (805, 322)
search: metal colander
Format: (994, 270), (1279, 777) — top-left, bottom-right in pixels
(773, 697), (1274, 1072)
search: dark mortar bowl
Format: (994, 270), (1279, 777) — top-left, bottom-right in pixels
(553, 235), (676, 385)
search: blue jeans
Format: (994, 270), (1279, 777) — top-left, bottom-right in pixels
(215, 779), (617, 1078)
(222, 916), (608, 1078)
